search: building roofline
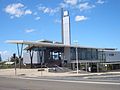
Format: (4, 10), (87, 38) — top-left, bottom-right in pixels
(6, 40), (116, 50)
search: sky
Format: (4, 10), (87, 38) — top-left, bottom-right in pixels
(0, 0), (120, 60)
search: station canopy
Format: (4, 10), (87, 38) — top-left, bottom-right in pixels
(6, 40), (116, 51)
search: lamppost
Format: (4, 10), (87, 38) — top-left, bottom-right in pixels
(74, 40), (79, 74)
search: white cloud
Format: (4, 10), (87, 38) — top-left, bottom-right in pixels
(75, 15), (88, 21)
(35, 17), (40, 20)
(59, 3), (68, 8)
(37, 0), (100, 15)
(5, 3), (24, 18)
(4, 3), (32, 18)
(38, 6), (59, 15)
(59, 0), (78, 9)
(25, 29), (35, 33)
(25, 9), (32, 15)
(78, 2), (95, 11)
(64, 0), (78, 5)
(97, 0), (105, 4)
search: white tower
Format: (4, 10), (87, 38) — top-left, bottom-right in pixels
(62, 10), (71, 45)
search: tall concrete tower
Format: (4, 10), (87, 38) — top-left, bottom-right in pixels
(62, 10), (71, 45)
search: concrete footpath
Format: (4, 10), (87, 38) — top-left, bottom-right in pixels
(0, 69), (120, 78)
(0, 68), (87, 77)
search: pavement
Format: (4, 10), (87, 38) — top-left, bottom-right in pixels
(0, 76), (120, 90)
(0, 68), (120, 78)
(0, 68), (89, 77)
(1, 69), (120, 90)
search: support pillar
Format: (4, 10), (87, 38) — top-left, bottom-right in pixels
(29, 50), (34, 68)
(64, 47), (70, 67)
(38, 49), (44, 76)
(72, 63), (75, 70)
(17, 43), (23, 69)
(86, 62), (88, 72)
(97, 63), (99, 72)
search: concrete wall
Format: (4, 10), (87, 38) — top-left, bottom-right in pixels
(105, 51), (120, 62)
(64, 47), (70, 63)
(23, 51), (38, 64)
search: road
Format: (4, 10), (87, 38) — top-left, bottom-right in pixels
(0, 76), (120, 90)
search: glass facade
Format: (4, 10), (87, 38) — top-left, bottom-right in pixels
(98, 51), (106, 62)
(70, 47), (98, 60)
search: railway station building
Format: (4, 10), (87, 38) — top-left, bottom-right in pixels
(7, 10), (120, 72)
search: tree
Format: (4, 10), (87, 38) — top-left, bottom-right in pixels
(10, 55), (19, 64)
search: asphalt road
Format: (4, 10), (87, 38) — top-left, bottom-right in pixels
(0, 76), (120, 90)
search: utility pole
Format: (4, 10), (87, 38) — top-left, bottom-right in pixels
(74, 40), (79, 74)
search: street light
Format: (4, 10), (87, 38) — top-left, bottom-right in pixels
(74, 40), (79, 74)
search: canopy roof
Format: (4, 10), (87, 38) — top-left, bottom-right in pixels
(6, 40), (117, 51)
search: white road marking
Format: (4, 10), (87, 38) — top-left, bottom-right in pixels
(18, 77), (120, 85)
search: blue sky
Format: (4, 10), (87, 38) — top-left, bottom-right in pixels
(0, 0), (120, 60)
